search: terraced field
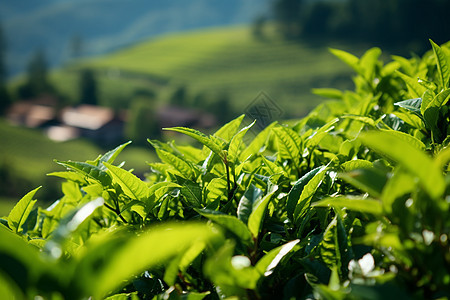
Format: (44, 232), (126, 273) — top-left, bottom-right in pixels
(59, 26), (356, 117)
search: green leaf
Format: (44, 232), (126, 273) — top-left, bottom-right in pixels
(423, 89), (450, 141)
(287, 166), (323, 220)
(155, 149), (195, 179)
(359, 47), (381, 81)
(103, 162), (148, 201)
(381, 168), (415, 214)
(340, 160), (373, 172)
(7, 187), (40, 234)
(0, 226), (59, 294)
(313, 196), (383, 215)
(380, 129), (426, 150)
(98, 141), (132, 170)
(312, 88), (343, 99)
(204, 178), (228, 204)
(305, 118), (339, 148)
(248, 187), (278, 239)
(273, 126), (303, 162)
(319, 215), (353, 275)
(47, 171), (88, 184)
(237, 184), (263, 224)
(421, 90), (434, 116)
(79, 222), (222, 298)
(214, 114), (245, 142)
(330, 48), (360, 73)
(339, 167), (387, 198)
(394, 98), (423, 118)
(56, 160), (112, 186)
(227, 120), (255, 164)
(240, 121), (276, 161)
(196, 209), (253, 245)
(205, 241), (259, 293)
(255, 239), (300, 276)
(163, 127), (225, 159)
(359, 131), (445, 199)
(430, 39), (450, 89)
(293, 166), (328, 222)
(341, 115), (377, 128)
(396, 71), (427, 98)
(46, 197), (105, 255)
(181, 180), (203, 208)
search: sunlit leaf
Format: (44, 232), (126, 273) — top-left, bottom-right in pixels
(7, 187), (40, 234)
(293, 166), (328, 222)
(359, 131), (445, 199)
(273, 126), (302, 162)
(155, 148), (195, 179)
(98, 141), (132, 170)
(79, 222), (222, 298)
(163, 127), (225, 159)
(430, 39), (450, 89)
(330, 48), (360, 73)
(227, 120), (255, 164)
(287, 166), (323, 220)
(214, 114), (245, 142)
(237, 184), (263, 224)
(255, 239), (300, 276)
(248, 187), (278, 239)
(196, 209), (252, 245)
(56, 160), (112, 186)
(103, 162), (148, 201)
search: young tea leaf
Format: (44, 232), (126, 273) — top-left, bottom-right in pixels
(7, 187), (40, 234)
(103, 162), (148, 201)
(163, 127), (225, 160)
(248, 187), (278, 239)
(56, 160), (112, 186)
(287, 166), (323, 220)
(430, 39), (450, 89)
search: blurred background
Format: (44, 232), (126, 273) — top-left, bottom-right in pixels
(0, 0), (449, 211)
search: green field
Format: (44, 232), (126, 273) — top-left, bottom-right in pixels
(0, 119), (156, 207)
(48, 26), (359, 117)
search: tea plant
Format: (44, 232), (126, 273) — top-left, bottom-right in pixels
(1, 40), (449, 299)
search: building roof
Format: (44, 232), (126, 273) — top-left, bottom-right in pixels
(61, 105), (115, 130)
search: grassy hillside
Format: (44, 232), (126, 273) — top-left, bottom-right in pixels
(0, 119), (155, 207)
(50, 26), (357, 118)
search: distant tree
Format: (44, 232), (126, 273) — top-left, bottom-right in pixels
(79, 68), (98, 105)
(126, 98), (160, 146)
(0, 21), (11, 114)
(17, 49), (53, 99)
(272, 0), (303, 39)
(169, 86), (188, 107)
(208, 92), (233, 124)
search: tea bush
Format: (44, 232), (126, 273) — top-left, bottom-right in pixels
(1, 40), (449, 299)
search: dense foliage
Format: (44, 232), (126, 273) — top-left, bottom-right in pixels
(1, 40), (450, 299)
